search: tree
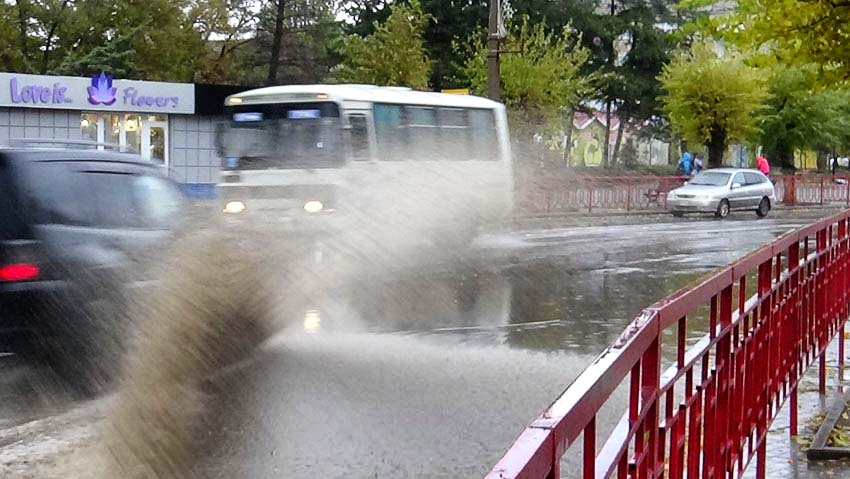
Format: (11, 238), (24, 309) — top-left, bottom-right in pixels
(335, 0), (431, 89)
(759, 66), (850, 170)
(0, 2), (24, 71)
(340, 0), (391, 37)
(659, 42), (768, 167)
(698, 0), (850, 85)
(420, 0), (488, 89)
(109, 0), (209, 82)
(251, 0), (341, 85)
(464, 17), (594, 173)
(5, 0), (211, 82)
(187, 0), (259, 83)
(511, 0), (683, 166)
(465, 17), (594, 129)
(50, 30), (138, 78)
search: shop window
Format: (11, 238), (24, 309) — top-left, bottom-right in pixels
(124, 114), (142, 154)
(80, 113), (168, 165)
(80, 113), (97, 142)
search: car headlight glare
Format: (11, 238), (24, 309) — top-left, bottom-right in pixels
(304, 200), (324, 214)
(303, 310), (321, 332)
(223, 201), (245, 214)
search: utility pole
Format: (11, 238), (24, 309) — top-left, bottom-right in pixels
(487, 0), (501, 102)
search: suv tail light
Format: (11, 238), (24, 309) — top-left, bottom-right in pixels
(0, 240), (45, 282)
(0, 263), (39, 281)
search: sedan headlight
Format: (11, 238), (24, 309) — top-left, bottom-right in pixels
(304, 200), (324, 214)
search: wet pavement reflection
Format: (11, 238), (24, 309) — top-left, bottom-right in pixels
(193, 216), (815, 478)
(0, 213), (840, 478)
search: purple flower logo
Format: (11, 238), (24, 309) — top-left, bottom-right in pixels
(87, 72), (116, 105)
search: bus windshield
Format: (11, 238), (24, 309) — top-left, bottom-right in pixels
(217, 102), (344, 170)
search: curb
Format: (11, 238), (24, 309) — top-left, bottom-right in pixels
(806, 387), (850, 460)
(508, 205), (846, 221)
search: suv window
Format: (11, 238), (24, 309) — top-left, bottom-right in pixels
(744, 172), (765, 185)
(24, 162), (180, 229)
(133, 175), (183, 227)
(26, 162), (96, 226)
(87, 172), (143, 228)
(0, 159), (30, 240)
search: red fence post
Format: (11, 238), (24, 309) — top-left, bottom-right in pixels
(626, 178), (633, 211)
(785, 176), (797, 206)
(818, 229), (828, 396)
(789, 240), (801, 438)
(846, 175), (850, 206)
(583, 416), (596, 479)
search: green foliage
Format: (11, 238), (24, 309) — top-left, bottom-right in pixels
(698, 0), (850, 85)
(3, 0), (209, 81)
(0, 2), (24, 71)
(50, 30), (138, 78)
(250, 0), (343, 85)
(465, 17), (594, 127)
(187, 0), (259, 83)
(111, 0), (208, 82)
(759, 65), (850, 169)
(335, 0), (431, 89)
(620, 136), (639, 166)
(659, 42), (768, 166)
(420, 0), (488, 90)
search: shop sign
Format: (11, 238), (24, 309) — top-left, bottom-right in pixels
(0, 72), (194, 114)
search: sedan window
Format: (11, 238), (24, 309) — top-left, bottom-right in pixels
(744, 172), (764, 185)
(732, 173), (746, 186)
(689, 172), (731, 186)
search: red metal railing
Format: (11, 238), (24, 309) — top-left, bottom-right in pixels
(519, 174), (850, 213)
(486, 210), (850, 479)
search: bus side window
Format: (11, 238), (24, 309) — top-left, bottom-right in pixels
(348, 115), (371, 161)
(373, 103), (405, 161)
(468, 109), (498, 161)
(406, 106), (437, 160)
(437, 108), (469, 160)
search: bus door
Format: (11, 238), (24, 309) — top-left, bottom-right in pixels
(346, 112), (374, 161)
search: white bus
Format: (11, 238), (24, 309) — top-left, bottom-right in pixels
(215, 84), (513, 248)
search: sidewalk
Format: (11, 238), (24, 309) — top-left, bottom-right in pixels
(744, 337), (850, 478)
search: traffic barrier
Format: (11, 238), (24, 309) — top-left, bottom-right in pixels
(518, 174), (850, 213)
(486, 210), (850, 479)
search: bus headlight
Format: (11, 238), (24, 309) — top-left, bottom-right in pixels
(304, 200), (324, 214)
(303, 310), (321, 332)
(223, 201), (246, 214)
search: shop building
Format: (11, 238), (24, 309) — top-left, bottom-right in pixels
(0, 72), (243, 197)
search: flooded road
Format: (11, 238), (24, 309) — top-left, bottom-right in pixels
(0, 212), (835, 478)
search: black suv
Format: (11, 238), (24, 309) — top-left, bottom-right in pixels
(1, 146), (185, 391)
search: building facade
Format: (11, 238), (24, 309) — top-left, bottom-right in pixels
(0, 72), (242, 197)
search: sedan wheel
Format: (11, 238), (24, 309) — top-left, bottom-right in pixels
(715, 199), (730, 219)
(756, 198), (771, 218)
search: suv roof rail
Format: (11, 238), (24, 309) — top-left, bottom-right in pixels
(7, 138), (123, 151)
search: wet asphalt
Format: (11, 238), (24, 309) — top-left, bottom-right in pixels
(0, 211), (843, 478)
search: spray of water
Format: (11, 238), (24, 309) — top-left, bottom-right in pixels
(97, 227), (277, 478)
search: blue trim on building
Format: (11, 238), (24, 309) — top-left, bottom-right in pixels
(179, 183), (217, 199)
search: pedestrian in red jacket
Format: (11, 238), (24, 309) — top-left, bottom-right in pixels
(757, 156), (770, 175)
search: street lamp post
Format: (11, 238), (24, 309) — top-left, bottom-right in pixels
(487, 0), (501, 102)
